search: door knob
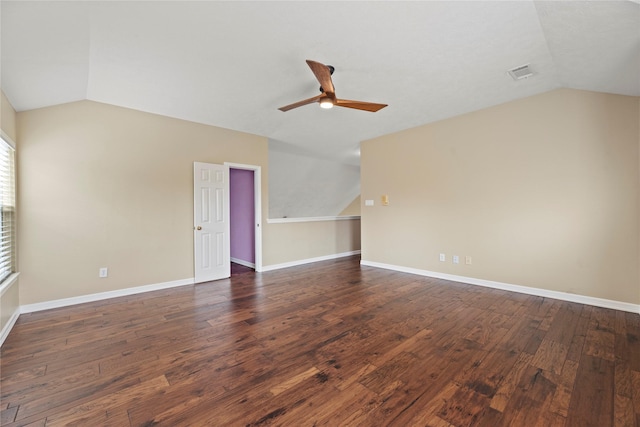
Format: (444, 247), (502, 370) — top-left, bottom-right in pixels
(196, 226), (202, 230)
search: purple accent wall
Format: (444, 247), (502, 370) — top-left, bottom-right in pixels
(230, 168), (255, 264)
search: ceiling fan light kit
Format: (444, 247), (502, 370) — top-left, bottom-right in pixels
(278, 59), (387, 113)
(319, 97), (334, 109)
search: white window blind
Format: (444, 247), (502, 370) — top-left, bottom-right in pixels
(0, 136), (16, 283)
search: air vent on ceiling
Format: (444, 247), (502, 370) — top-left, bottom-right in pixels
(508, 64), (533, 80)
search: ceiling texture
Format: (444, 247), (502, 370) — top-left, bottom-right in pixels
(2, 1), (639, 166)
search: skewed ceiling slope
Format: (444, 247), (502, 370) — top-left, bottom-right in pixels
(2, 1), (639, 165)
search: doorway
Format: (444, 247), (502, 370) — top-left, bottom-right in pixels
(227, 163), (262, 273)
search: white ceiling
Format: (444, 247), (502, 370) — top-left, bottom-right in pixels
(2, 1), (639, 165)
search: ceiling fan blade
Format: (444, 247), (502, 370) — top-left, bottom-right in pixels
(278, 94), (323, 112)
(306, 60), (335, 96)
(335, 99), (388, 112)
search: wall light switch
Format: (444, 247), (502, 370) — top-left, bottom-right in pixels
(365, 199), (374, 206)
(465, 256), (472, 265)
(381, 195), (389, 206)
(99, 267), (108, 278)
(453, 255), (459, 264)
(439, 253), (446, 262)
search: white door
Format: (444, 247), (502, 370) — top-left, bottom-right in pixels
(194, 162), (230, 283)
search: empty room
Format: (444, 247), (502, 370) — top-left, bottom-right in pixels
(1, 1), (639, 426)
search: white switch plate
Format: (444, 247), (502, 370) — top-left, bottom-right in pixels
(439, 253), (446, 262)
(365, 199), (374, 206)
(453, 255), (459, 264)
(465, 256), (472, 265)
(99, 267), (108, 278)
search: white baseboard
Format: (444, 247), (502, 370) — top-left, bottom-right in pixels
(361, 260), (640, 315)
(230, 257), (255, 269)
(20, 278), (195, 314)
(0, 307), (20, 347)
(262, 250), (361, 272)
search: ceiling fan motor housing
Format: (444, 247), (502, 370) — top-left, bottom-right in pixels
(320, 65), (335, 93)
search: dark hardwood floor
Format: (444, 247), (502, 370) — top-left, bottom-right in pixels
(1, 256), (639, 426)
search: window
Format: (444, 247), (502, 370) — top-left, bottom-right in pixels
(0, 135), (16, 283)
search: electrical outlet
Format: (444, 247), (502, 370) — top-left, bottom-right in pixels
(99, 267), (108, 278)
(465, 256), (472, 265)
(439, 253), (446, 262)
(452, 255), (459, 264)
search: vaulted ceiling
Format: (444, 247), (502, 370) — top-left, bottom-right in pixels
(2, 1), (639, 165)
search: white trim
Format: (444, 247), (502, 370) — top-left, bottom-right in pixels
(262, 250), (361, 272)
(0, 307), (20, 347)
(360, 260), (640, 315)
(267, 215), (360, 224)
(0, 130), (16, 149)
(231, 257), (255, 269)
(0, 272), (19, 298)
(225, 162), (263, 272)
(20, 278), (195, 314)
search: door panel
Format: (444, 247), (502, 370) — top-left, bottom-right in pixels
(194, 162), (230, 283)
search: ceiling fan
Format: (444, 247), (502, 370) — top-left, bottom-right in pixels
(278, 60), (388, 113)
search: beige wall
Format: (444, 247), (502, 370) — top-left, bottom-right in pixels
(339, 196), (361, 216)
(361, 89), (639, 305)
(17, 100), (360, 305)
(0, 91), (19, 336)
(263, 218), (360, 266)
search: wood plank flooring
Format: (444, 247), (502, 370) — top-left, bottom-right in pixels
(1, 256), (639, 426)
